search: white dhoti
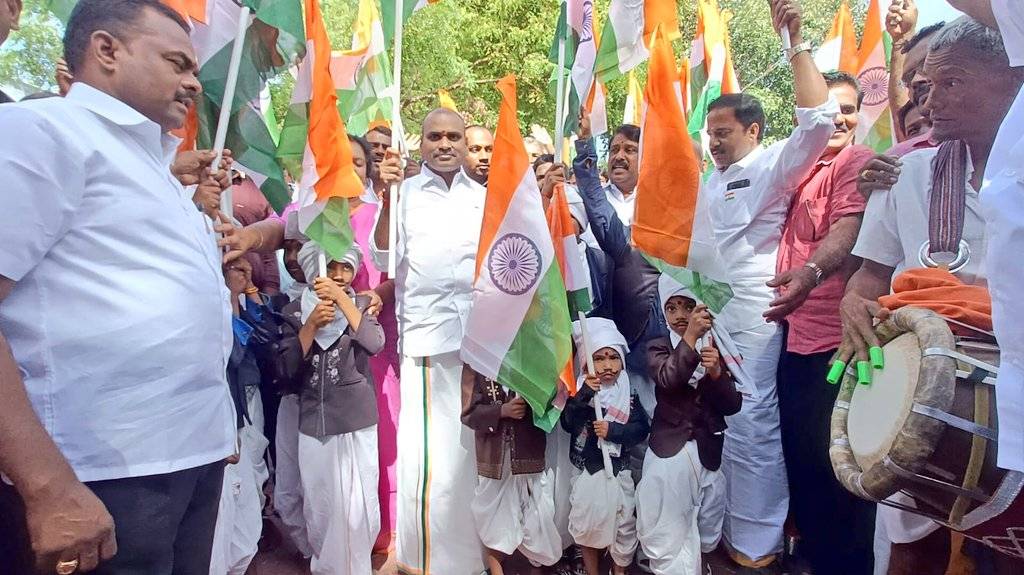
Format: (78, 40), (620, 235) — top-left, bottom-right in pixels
(720, 323), (788, 564)
(472, 455), (562, 567)
(546, 425), (575, 550)
(568, 467), (638, 567)
(299, 425), (380, 575)
(210, 388), (269, 575)
(637, 440), (726, 575)
(395, 352), (483, 574)
(274, 394), (311, 557)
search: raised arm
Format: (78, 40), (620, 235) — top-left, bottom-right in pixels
(572, 138), (631, 261)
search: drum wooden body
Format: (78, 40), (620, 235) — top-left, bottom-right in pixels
(830, 307), (1024, 559)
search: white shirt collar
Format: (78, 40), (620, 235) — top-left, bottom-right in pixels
(417, 164), (480, 192)
(66, 82), (182, 163)
(717, 144), (765, 176)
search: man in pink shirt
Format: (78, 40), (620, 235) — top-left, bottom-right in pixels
(765, 71), (875, 575)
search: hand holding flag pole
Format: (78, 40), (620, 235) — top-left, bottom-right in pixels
(577, 311), (615, 479)
(387, 0), (406, 280)
(211, 5), (252, 222)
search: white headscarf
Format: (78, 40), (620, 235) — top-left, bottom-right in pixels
(572, 318), (632, 454)
(657, 273), (756, 397)
(297, 241), (363, 350)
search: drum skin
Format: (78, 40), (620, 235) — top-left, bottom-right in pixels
(830, 307), (961, 502)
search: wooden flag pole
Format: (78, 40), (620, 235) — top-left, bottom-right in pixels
(212, 5), (251, 222)
(387, 0), (405, 280)
(577, 311), (614, 479)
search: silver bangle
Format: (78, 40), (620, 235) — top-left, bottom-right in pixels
(804, 262), (824, 285)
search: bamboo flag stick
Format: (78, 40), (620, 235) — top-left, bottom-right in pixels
(387, 0), (406, 280)
(212, 5), (251, 222)
(577, 311), (614, 479)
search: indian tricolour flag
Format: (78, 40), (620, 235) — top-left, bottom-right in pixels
(461, 75), (574, 432)
(381, 0), (440, 44)
(856, 0), (894, 152)
(547, 182), (590, 404)
(549, 0), (597, 137)
(593, 0), (678, 82)
(687, 0), (739, 146)
(189, 0), (305, 213)
(814, 0), (858, 74)
(284, 0), (364, 260)
(330, 0), (395, 137)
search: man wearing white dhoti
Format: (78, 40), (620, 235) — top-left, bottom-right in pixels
(699, 1), (837, 567)
(372, 108), (488, 574)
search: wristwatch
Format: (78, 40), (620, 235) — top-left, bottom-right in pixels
(785, 41), (813, 61)
(804, 262), (824, 286)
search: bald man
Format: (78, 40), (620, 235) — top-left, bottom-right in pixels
(371, 108), (486, 574)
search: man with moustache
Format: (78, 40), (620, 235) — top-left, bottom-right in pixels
(699, 0), (838, 569)
(0, 1), (236, 573)
(371, 108), (487, 574)
(766, 71), (875, 575)
(841, 16), (1024, 573)
(366, 125), (394, 195)
(464, 125), (494, 186)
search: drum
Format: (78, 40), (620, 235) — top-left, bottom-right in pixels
(830, 306), (1024, 559)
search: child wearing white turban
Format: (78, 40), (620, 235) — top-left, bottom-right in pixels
(562, 317), (650, 575)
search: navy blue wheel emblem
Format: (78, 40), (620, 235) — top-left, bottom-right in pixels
(487, 233), (542, 295)
(858, 66), (890, 106)
(581, 1), (594, 42)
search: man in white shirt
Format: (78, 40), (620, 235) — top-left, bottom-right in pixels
(0, 2), (236, 574)
(698, 0), (837, 568)
(464, 125), (494, 186)
(603, 124), (640, 226)
(949, 0), (1024, 478)
(841, 15), (1022, 574)
(372, 108), (487, 574)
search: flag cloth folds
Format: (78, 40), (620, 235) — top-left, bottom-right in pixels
(285, 0), (364, 261)
(593, 0), (647, 82)
(623, 70), (643, 125)
(856, 0), (894, 152)
(687, 0), (740, 141)
(814, 0), (858, 74)
(547, 182), (589, 401)
(380, 0), (439, 45)
(189, 0), (306, 213)
(633, 25), (702, 268)
(438, 89), (458, 111)
(331, 0), (395, 136)
(548, 0), (598, 137)
(461, 75), (574, 432)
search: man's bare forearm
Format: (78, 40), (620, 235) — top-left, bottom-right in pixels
(790, 30), (828, 108)
(845, 259), (894, 302)
(373, 205), (390, 255)
(246, 218), (285, 253)
(809, 215), (863, 280)
(0, 279), (77, 499)
(888, 49), (909, 141)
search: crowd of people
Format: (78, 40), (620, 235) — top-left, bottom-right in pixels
(0, 0), (1022, 574)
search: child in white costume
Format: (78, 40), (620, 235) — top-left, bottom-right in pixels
(275, 242), (385, 575)
(562, 318), (650, 575)
(635, 275), (742, 574)
(461, 367), (562, 574)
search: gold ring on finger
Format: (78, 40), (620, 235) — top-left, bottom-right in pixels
(56, 558), (80, 575)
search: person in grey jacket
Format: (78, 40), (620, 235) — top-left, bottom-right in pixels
(276, 240), (385, 575)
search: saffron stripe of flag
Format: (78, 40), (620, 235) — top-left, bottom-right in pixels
(287, 0), (364, 262)
(633, 25), (701, 268)
(814, 0), (859, 74)
(462, 75), (574, 433)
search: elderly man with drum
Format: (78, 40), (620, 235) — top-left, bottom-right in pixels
(839, 16), (1024, 575)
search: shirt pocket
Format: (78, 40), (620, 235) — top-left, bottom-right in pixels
(792, 195), (831, 243)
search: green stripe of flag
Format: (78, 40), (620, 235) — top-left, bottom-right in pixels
(496, 264), (573, 432)
(303, 197), (354, 262)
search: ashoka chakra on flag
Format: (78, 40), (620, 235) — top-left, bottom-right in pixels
(488, 233), (543, 295)
(858, 67), (890, 106)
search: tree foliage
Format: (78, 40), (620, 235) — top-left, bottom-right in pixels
(2, 0), (865, 140)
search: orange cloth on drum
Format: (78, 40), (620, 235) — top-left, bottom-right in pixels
(878, 268), (993, 334)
